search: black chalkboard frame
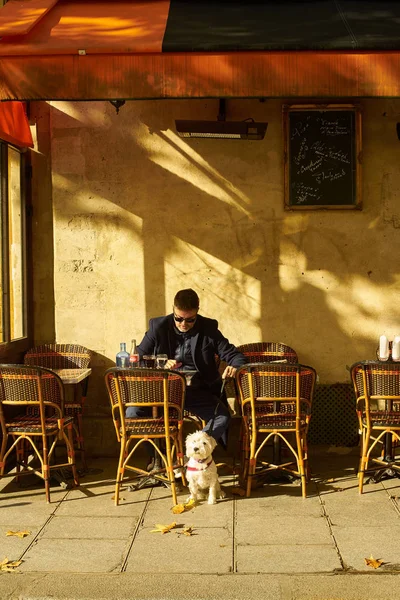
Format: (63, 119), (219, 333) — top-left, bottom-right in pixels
(283, 103), (362, 210)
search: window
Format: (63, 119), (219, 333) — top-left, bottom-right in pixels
(0, 142), (27, 344)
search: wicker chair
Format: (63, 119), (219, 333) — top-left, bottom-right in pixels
(0, 364), (79, 503)
(236, 362), (316, 498)
(24, 344), (92, 469)
(105, 367), (186, 506)
(237, 342), (298, 364)
(350, 361), (400, 493)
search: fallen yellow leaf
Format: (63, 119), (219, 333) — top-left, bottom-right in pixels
(182, 526), (193, 537)
(0, 557), (23, 572)
(150, 522), (177, 534)
(365, 555), (384, 569)
(171, 499), (196, 514)
(6, 530), (31, 538)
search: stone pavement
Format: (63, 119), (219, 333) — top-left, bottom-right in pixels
(0, 445), (400, 599)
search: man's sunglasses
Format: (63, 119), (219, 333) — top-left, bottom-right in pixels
(174, 313), (197, 324)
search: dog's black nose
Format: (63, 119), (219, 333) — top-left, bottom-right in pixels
(193, 447), (199, 452)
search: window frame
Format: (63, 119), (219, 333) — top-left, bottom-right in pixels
(0, 140), (31, 361)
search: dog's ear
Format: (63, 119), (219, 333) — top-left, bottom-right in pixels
(185, 432), (195, 448)
(208, 435), (217, 451)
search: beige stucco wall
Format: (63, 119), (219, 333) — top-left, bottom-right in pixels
(30, 98), (400, 451)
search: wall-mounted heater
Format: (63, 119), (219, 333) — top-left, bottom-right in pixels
(175, 99), (268, 140)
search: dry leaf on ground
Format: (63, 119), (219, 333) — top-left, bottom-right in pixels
(0, 557), (23, 572)
(6, 530), (30, 538)
(150, 522), (177, 534)
(364, 555), (384, 569)
(175, 526), (195, 537)
(171, 499), (196, 514)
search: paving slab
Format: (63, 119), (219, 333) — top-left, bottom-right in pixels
(0, 526), (40, 558)
(57, 482), (150, 517)
(143, 485), (234, 528)
(235, 492), (324, 518)
(235, 514), (330, 545)
(39, 515), (137, 539)
(332, 525), (400, 571)
(236, 543), (342, 573)
(0, 496), (64, 525)
(125, 526), (233, 574)
(3, 573), (400, 600)
(321, 488), (400, 526)
(19, 538), (130, 573)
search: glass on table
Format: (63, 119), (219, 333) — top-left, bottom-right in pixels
(143, 354), (156, 368)
(156, 354), (168, 369)
(182, 370), (198, 386)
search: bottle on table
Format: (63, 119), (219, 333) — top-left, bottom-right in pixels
(129, 339), (140, 368)
(378, 335), (390, 361)
(116, 342), (130, 367)
(392, 336), (400, 361)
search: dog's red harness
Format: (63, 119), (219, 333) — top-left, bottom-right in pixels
(186, 458), (213, 471)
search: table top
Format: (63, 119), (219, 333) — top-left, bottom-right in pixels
(52, 368), (91, 384)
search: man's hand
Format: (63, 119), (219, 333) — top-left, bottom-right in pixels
(165, 359), (182, 370)
(222, 366), (237, 379)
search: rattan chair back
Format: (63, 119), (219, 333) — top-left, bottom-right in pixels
(104, 368), (186, 506)
(24, 344), (91, 469)
(350, 361), (400, 492)
(237, 342), (298, 364)
(0, 364), (78, 502)
(24, 344), (91, 369)
(236, 362), (316, 497)
(0, 363), (64, 414)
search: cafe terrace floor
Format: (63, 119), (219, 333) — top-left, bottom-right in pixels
(0, 438), (400, 600)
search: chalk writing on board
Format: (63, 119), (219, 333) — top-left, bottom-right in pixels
(286, 108), (358, 207)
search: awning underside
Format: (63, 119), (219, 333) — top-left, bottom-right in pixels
(1, 0), (400, 100)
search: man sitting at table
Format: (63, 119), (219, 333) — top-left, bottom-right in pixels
(126, 288), (246, 448)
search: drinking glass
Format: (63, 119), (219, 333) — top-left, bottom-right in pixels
(143, 354), (156, 368)
(156, 354), (168, 369)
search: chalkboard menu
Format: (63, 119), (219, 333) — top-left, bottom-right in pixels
(283, 105), (362, 209)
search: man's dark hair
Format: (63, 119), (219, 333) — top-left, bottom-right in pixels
(174, 288), (199, 311)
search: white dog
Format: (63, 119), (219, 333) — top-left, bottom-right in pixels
(185, 431), (226, 505)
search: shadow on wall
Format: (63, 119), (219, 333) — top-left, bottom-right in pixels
(36, 99), (400, 451)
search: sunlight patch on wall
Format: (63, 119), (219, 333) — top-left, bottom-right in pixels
(279, 240), (307, 292)
(51, 101), (112, 128)
(135, 126), (252, 216)
(165, 237), (261, 344)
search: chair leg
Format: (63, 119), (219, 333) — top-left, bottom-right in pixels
(165, 434), (178, 506)
(296, 432), (307, 498)
(76, 413), (88, 471)
(0, 432), (7, 477)
(358, 429), (369, 494)
(176, 433), (187, 487)
(115, 438), (126, 506)
(239, 420), (249, 486)
(42, 434), (51, 504)
(66, 423), (79, 487)
(246, 458), (255, 497)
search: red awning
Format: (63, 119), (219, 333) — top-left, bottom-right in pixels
(0, 0), (59, 37)
(1, 0), (400, 101)
(0, 102), (33, 148)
